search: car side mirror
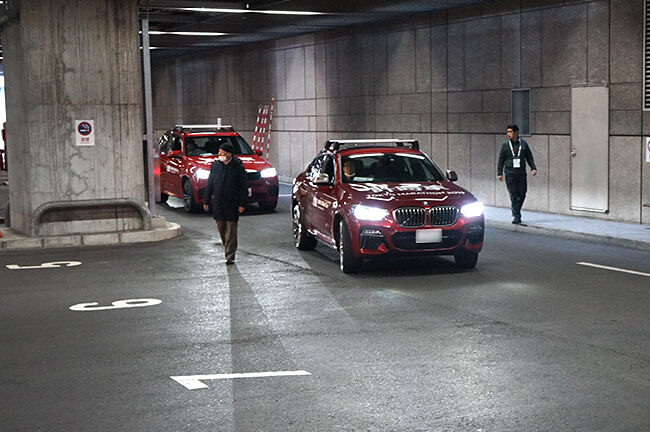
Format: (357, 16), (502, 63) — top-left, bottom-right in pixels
(314, 173), (331, 185)
(255, 149), (263, 156)
(169, 150), (181, 158)
(446, 170), (458, 182)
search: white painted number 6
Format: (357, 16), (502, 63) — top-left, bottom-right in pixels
(69, 298), (162, 312)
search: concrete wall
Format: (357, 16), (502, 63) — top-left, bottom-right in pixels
(152, 0), (650, 224)
(4, 0), (146, 236)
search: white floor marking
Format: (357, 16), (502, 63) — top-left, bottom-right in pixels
(6, 261), (82, 270)
(70, 298), (162, 311)
(171, 370), (312, 390)
(577, 262), (650, 278)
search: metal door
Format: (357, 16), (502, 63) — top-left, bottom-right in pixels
(570, 86), (609, 213)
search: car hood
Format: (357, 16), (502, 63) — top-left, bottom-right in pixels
(190, 155), (274, 171)
(342, 181), (477, 208)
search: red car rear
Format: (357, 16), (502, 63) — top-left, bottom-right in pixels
(158, 125), (279, 213)
(292, 139), (485, 273)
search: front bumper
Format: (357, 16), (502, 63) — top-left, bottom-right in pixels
(352, 217), (484, 258)
(197, 176), (279, 205)
(247, 176), (279, 204)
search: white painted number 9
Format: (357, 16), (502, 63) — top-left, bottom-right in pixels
(69, 298), (162, 312)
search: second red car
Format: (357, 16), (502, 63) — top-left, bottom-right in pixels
(158, 125), (279, 213)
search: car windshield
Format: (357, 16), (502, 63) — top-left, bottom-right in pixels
(185, 135), (254, 156)
(341, 152), (445, 183)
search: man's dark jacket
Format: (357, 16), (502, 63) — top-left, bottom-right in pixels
(497, 138), (536, 177)
(204, 157), (248, 221)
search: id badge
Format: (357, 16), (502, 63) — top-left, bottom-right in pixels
(513, 158), (521, 168)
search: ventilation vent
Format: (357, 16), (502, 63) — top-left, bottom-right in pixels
(645, 0), (650, 110)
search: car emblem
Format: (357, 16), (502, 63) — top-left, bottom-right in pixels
(423, 201), (429, 206)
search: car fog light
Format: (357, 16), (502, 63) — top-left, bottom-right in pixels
(360, 228), (385, 249)
(260, 168), (277, 178)
(460, 201), (484, 218)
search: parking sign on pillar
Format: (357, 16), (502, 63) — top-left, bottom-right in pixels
(75, 120), (95, 146)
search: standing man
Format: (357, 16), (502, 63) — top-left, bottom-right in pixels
(497, 124), (537, 224)
(203, 142), (248, 264)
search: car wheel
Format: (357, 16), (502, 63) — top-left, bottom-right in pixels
(182, 180), (201, 213)
(454, 252), (478, 269)
(259, 200), (277, 212)
(339, 220), (360, 274)
(293, 203), (317, 250)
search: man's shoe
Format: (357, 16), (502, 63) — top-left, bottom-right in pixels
(512, 219), (521, 224)
(226, 259), (235, 265)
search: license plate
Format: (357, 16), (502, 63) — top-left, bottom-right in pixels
(248, 188), (252, 197)
(415, 229), (442, 243)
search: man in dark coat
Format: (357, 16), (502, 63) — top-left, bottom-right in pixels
(497, 124), (537, 224)
(203, 142), (248, 264)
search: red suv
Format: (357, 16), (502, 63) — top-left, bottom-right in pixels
(292, 139), (485, 273)
(158, 125), (279, 213)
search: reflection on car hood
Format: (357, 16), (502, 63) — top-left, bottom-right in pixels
(190, 155), (274, 171)
(343, 181), (473, 206)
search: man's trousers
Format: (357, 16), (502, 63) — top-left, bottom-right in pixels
(216, 220), (238, 262)
(505, 174), (528, 222)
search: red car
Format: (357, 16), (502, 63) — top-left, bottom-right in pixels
(158, 125), (279, 213)
(292, 139), (485, 273)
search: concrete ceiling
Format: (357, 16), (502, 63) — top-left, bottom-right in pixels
(139, 0), (503, 61)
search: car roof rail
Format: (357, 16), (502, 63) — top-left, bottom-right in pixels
(173, 124), (234, 133)
(324, 138), (420, 151)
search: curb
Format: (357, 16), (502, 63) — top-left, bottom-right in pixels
(0, 220), (182, 252)
(485, 220), (650, 252)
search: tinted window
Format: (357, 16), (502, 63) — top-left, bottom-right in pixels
(308, 155), (326, 179)
(170, 135), (182, 152)
(183, 135), (254, 156)
(158, 134), (170, 153)
(341, 153), (445, 182)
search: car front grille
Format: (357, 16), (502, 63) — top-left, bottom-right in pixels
(430, 206), (459, 226)
(393, 206), (459, 227)
(393, 207), (426, 227)
(247, 171), (261, 181)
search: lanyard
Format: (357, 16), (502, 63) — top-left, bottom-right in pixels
(509, 140), (521, 158)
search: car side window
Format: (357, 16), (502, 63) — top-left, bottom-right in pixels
(308, 155), (325, 180)
(170, 135), (181, 153)
(158, 134), (170, 154)
(322, 155), (334, 179)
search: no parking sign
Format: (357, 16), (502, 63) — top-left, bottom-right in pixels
(75, 120), (95, 146)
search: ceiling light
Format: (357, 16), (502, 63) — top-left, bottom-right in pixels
(148, 31), (228, 36)
(176, 8), (325, 16)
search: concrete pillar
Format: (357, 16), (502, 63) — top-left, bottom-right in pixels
(2, 0), (147, 236)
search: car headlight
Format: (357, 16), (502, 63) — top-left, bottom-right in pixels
(260, 168), (277, 178)
(460, 201), (484, 218)
(351, 204), (389, 221)
(195, 168), (210, 180)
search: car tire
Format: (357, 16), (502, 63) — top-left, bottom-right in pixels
(259, 200), (278, 212)
(293, 203), (317, 250)
(182, 180), (201, 213)
(454, 252), (478, 269)
(339, 220), (360, 274)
